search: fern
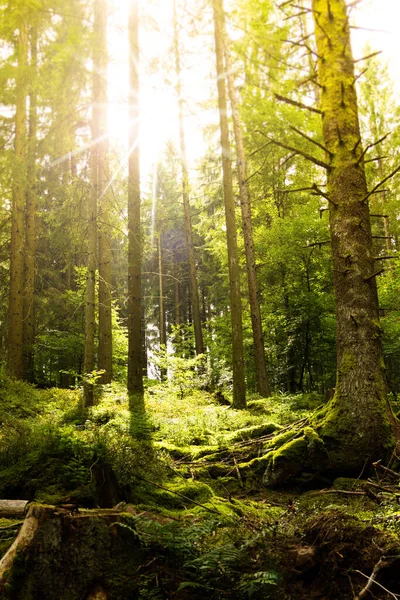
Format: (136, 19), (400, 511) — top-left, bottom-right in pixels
(238, 570), (280, 598)
(177, 581), (208, 591)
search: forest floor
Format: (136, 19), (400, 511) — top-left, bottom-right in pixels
(1, 375), (400, 599)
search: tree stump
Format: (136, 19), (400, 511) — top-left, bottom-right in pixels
(0, 504), (144, 600)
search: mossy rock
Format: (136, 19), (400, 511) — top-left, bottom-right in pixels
(262, 427), (329, 488)
(332, 477), (364, 491)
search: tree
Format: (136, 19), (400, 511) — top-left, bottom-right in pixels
(7, 9), (28, 380)
(311, 0), (395, 466)
(23, 22), (38, 382)
(84, 0), (104, 406)
(213, 0), (246, 408)
(222, 11), (270, 397)
(264, 0), (397, 485)
(127, 0), (144, 400)
(96, 0), (113, 384)
(173, 0), (204, 357)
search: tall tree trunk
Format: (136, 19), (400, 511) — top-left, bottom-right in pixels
(84, 2), (102, 406)
(222, 21), (270, 397)
(23, 24), (37, 383)
(173, 0), (204, 357)
(127, 0), (144, 399)
(213, 0), (246, 408)
(95, 0), (113, 384)
(7, 15), (28, 380)
(158, 234), (166, 352)
(158, 234), (167, 381)
(312, 0), (394, 467)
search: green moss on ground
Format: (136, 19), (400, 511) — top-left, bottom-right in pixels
(1, 379), (400, 599)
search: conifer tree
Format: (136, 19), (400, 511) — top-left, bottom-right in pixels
(310, 0), (394, 468)
(213, 0), (246, 408)
(127, 0), (144, 399)
(7, 11), (28, 380)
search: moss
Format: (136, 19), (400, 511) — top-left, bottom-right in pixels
(261, 426), (329, 488)
(338, 350), (355, 374)
(135, 477), (214, 511)
(226, 423), (280, 443)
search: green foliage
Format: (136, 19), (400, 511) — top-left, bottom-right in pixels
(238, 570), (280, 598)
(153, 349), (206, 399)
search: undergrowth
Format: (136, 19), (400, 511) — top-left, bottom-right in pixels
(1, 376), (400, 598)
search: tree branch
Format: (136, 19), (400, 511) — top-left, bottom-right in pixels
(312, 183), (337, 205)
(356, 133), (390, 165)
(354, 50), (382, 63)
(267, 137), (330, 169)
(274, 92), (322, 114)
(289, 125), (333, 157)
(363, 165), (400, 203)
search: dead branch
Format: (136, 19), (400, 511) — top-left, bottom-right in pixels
(283, 10), (310, 21)
(312, 183), (337, 204)
(354, 557), (400, 600)
(274, 92), (322, 114)
(248, 140), (273, 157)
(363, 165), (400, 203)
(356, 133), (390, 165)
(277, 0), (296, 8)
(275, 187), (316, 193)
(268, 137), (330, 169)
(289, 125), (333, 157)
(354, 50), (382, 63)
(364, 155), (388, 164)
(233, 457), (244, 488)
(304, 240), (330, 248)
(353, 68), (368, 84)
(363, 270), (384, 282)
(284, 39), (323, 60)
(372, 462), (400, 479)
(365, 481), (400, 494)
(306, 489), (366, 497)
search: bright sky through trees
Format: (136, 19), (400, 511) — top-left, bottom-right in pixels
(104, 0), (400, 184)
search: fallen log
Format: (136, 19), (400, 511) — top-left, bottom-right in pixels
(0, 500), (29, 517)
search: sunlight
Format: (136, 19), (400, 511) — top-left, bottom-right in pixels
(106, 0), (180, 182)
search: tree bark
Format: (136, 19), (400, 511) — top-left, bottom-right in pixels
(0, 504), (143, 600)
(173, 0), (204, 357)
(127, 0), (144, 399)
(84, 1), (102, 407)
(95, 0), (113, 385)
(213, 0), (246, 408)
(311, 0), (394, 467)
(7, 15), (28, 380)
(223, 21), (270, 397)
(23, 24), (38, 383)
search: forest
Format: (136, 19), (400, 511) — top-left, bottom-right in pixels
(1, 0), (400, 598)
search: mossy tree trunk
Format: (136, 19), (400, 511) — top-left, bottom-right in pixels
(311, 0), (394, 467)
(263, 0), (396, 488)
